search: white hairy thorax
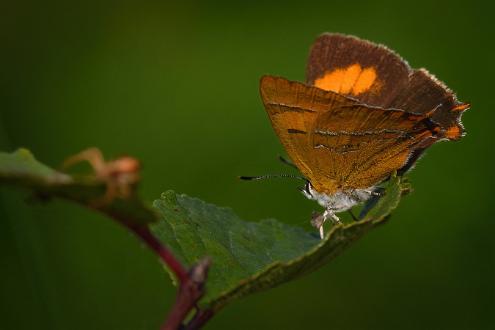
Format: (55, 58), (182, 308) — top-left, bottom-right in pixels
(301, 181), (375, 238)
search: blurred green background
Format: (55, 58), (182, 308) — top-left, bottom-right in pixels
(1, 0), (493, 329)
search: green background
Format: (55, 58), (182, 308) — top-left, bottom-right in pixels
(1, 0), (493, 329)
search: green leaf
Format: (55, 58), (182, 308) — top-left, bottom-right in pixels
(151, 174), (404, 311)
(0, 149), (406, 313)
(0, 149), (158, 226)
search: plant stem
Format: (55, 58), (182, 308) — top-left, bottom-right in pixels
(130, 224), (189, 282)
(125, 223), (211, 330)
(184, 309), (214, 330)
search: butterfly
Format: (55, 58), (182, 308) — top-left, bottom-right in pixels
(256, 33), (469, 238)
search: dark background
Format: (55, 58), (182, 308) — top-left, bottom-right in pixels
(1, 0), (493, 329)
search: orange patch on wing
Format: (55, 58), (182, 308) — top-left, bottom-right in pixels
(314, 67), (346, 92)
(352, 67), (377, 95)
(314, 64), (378, 96)
(445, 125), (462, 139)
(339, 64), (362, 93)
(452, 103), (470, 112)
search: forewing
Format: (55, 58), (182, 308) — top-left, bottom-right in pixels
(306, 33), (468, 140)
(260, 76), (439, 194)
(306, 33), (410, 107)
(260, 75), (355, 193)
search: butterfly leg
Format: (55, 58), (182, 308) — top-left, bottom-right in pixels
(318, 209), (341, 239)
(363, 187), (386, 197)
(348, 210), (358, 221)
(364, 189), (382, 197)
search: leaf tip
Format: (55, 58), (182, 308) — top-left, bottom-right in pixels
(160, 190), (178, 203)
(14, 148), (35, 160)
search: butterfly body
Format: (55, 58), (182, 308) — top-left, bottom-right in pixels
(259, 33), (469, 237)
(301, 181), (373, 213)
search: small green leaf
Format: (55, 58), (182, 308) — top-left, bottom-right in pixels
(151, 175), (404, 311)
(0, 149), (157, 226)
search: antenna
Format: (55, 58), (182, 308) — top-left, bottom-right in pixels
(278, 155), (298, 169)
(239, 173), (307, 181)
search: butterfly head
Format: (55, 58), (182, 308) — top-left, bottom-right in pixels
(300, 181), (315, 200)
(300, 181), (333, 208)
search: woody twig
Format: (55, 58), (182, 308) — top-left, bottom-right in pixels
(62, 148), (213, 330)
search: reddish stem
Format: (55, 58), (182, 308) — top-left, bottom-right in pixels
(123, 222), (211, 330)
(56, 149), (212, 329)
(129, 224), (188, 282)
(185, 309), (214, 329)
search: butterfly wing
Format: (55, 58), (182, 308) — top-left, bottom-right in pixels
(260, 76), (440, 194)
(260, 75), (352, 193)
(306, 33), (468, 140)
(311, 103), (438, 192)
